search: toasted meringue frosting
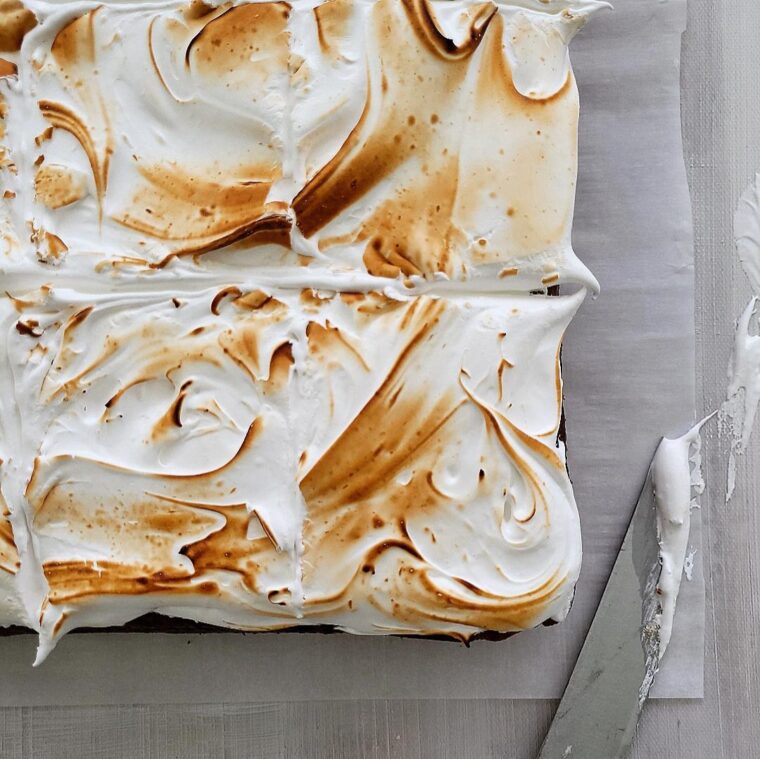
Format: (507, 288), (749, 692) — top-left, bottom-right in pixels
(0, 489), (26, 627)
(0, 0), (603, 661)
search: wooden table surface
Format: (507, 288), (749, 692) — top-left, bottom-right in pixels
(1, 1), (757, 756)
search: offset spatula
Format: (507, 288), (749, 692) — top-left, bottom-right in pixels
(537, 458), (662, 759)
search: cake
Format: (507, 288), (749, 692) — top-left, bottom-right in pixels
(0, 0), (603, 662)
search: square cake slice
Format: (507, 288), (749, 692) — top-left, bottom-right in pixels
(2, 284), (583, 654)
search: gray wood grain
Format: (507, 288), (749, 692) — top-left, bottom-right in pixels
(0, 1), (757, 756)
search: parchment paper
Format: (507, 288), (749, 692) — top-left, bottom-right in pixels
(0, 0), (701, 704)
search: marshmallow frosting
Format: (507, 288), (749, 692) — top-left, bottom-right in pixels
(0, 0), (603, 661)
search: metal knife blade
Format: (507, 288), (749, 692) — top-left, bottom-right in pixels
(537, 459), (662, 759)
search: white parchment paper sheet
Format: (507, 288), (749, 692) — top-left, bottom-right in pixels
(0, 0), (701, 704)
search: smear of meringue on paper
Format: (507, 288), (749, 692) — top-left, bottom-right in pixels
(721, 173), (760, 500)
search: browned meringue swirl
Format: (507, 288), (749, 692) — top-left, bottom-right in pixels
(0, 0), (37, 53)
(0, 495), (20, 576)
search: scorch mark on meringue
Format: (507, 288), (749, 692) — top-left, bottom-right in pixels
(402, 0), (496, 60)
(28, 417), (288, 608)
(185, 2), (290, 76)
(37, 100), (107, 202)
(0, 0), (37, 53)
(306, 320), (369, 371)
(42, 500), (283, 604)
(0, 492), (20, 575)
(313, 0), (353, 56)
(34, 164), (87, 210)
(0, 59), (17, 77)
(45, 9), (114, 213)
(151, 380), (193, 440)
(114, 162), (285, 248)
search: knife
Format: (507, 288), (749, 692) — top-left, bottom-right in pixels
(537, 456), (662, 759)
